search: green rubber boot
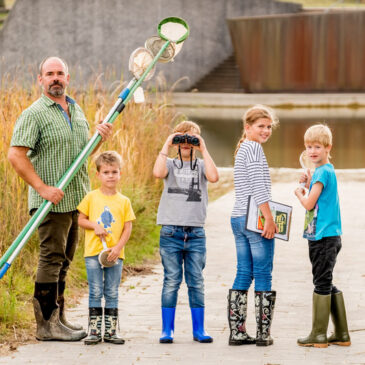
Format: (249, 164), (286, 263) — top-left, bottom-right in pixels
(328, 291), (351, 346)
(297, 292), (330, 348)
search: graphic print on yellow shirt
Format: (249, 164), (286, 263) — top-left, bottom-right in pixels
(77, 189), (136, 259)
(97, 206), (115, 234)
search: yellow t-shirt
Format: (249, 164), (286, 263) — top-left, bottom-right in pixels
(77, 189), (136, 259)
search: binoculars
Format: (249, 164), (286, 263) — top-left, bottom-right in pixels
(172, 134), (200, 146)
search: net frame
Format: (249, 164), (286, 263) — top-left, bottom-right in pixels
(145, 36), (176, 63)
(128, 47), (156, 80)
(98, 249), (117, 268)
(158, 17), (189, 44)
(299, 150), (315, 170)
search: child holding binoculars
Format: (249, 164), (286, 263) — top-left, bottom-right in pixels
(153, 120), (219, 344)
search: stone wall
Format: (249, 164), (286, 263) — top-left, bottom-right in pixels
(0, 0), (301, 90)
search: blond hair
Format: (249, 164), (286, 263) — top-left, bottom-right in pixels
(304, 124), (332, 147)
(173, 120), (201, 135)
(94, 151), (122, 171)
(234, 105), (279, 156)
(304, 124), (332, 158)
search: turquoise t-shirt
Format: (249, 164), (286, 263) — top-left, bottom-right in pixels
(303, 163), (342, 241)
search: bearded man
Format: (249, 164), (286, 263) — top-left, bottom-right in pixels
(8, 56), (112, 341)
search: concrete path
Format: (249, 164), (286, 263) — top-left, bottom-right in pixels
(2, 176), (365, 365)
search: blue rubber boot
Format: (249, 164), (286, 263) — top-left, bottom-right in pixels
(191, 307), (213, 343)
(159, 307), (176, 343)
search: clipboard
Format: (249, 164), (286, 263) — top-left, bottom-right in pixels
(246, 196), (293, 241)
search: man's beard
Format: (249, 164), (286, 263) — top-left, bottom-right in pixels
(47, 82), (65, 97)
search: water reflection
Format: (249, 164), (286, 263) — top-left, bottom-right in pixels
(198, 117), (365, 168)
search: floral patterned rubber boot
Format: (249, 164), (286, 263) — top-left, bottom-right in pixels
(228, 289), (256, 345)
(255, 291), (276, 346)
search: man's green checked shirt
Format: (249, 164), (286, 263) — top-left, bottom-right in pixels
(11, 94), (90, 213)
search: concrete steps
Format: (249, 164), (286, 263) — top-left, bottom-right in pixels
(191, 54), (245, 93)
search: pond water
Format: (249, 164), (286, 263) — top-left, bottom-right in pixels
(195, 111), (365, 168)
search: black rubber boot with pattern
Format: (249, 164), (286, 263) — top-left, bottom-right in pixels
(228, 289), (256, 345)
(255, 291), (276, 346)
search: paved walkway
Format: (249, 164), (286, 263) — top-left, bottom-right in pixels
(2, 176), (365, 364)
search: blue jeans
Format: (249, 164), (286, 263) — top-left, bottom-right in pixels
(231, 216), (275, 291)
(85, 255), (123, 308)
(159, 225), (206, 308)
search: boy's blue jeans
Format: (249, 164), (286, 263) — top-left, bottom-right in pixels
(159, 225), (206, 308)
(85, 255), (123, 308)
(231, 216), (275, 291)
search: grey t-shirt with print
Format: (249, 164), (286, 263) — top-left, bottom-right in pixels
(156, 158), (208, 227)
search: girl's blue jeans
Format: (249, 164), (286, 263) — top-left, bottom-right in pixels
(85, 255), (123, 308)
(159, 225), (206, 308)
(231, 216), (275, 291)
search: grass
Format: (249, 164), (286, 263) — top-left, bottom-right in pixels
(0, 73), (180, 345)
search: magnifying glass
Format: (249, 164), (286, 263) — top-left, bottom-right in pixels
(98, 238), (117, 269)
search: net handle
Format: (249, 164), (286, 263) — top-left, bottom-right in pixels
(158, 17), (189, 44)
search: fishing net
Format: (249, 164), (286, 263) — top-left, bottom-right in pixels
(158, 17), (189, 43)
(128, 47), (156, 80)
(130, 18), (188, 75)
(143, 17), (189, 63)
(145, 36), (176, 63)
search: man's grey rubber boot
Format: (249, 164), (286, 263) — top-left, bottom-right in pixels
(58, 281), (83, 331)
(33, 298), (87, 341)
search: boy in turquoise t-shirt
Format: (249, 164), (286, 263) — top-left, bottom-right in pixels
(295, 124), (350, 348)
(78, 151), (135, 345)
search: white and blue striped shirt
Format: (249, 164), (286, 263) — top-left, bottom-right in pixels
(232, 141), (271, 217)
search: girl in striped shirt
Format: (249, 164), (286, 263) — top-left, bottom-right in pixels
(227, 105), (279, 347)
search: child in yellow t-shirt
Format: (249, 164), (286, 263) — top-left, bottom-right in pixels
(78, 151), (135, 345)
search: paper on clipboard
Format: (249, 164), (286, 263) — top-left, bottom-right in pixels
(246, 196), (293, 241)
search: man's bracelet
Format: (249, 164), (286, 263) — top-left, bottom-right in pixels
(159, 152), (168, 157)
